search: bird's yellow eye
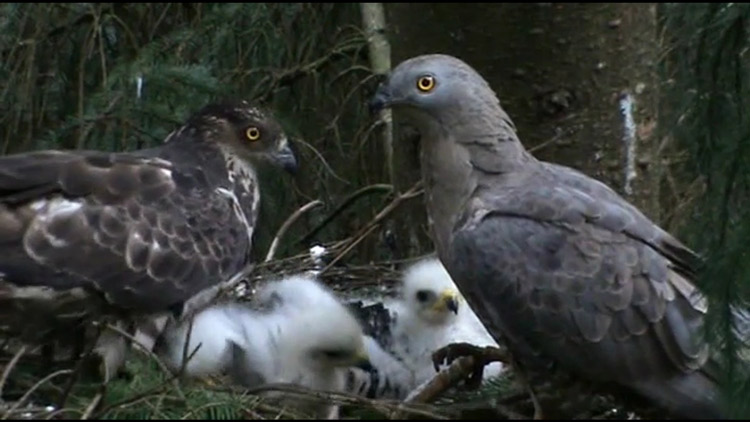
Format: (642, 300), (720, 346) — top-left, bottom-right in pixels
(417, 75), (436, 92)
(245, 127), (261, 141)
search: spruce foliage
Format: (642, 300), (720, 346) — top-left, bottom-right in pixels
(660, 3), (750, 418)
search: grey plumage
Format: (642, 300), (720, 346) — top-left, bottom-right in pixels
(370, 53), (747, 419)
(0, 100), (296, 378)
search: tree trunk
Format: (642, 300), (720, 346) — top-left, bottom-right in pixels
(385, 3), (662, 256)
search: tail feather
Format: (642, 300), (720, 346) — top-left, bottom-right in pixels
(632, 369), (723, 419)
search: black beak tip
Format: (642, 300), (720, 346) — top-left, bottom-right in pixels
(356, 360), (375, 372)
(282, 157), (298, 174)
(368, 96), (385, 115)
(277, 143), (298, 174)
(447, 299), (459, 315)
(369, 81), (391, 115)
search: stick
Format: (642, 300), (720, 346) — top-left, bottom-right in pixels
(209, 382), (449, 420)
(388, 357), (477, 420)
(298, 184), (392, 246)
(265, 199), (324, 263)
(404, 357), (476, 403)
(391, 345), (517, 419)
(320, 181), (423, 274)
(2, 369), (72, 420)
(80, 389), (104, 420)
(101, 322), (188, 403)
(0, 345), (26, 399)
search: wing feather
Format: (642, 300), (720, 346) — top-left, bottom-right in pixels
(446, 171), (708, 387)
(0, 149), (254, 314)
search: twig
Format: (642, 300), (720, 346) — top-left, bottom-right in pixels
(179, 318), (197, 379)
(320, 181), (423, 274)
(90, 373), (180, 419)
(265, 199), (324, 262)
(76, 92), (122, 150)
(323, 223), (380, 276)
(209, 382), (449, 420)
(292, 137), (351, 186)
(179, 398), (249, 420)
(0, 345), (26, 399)
(298, 184), (393, 246)
(212, 263), (257, 302)
(80, 389), (103, 420)
(1, 405), (62, 419)
(388, 357), (478, 420)
(2, 369), (72, 420)
(253, 43), (365, 103)
(391, 344), (519, 419)
(101, 322), (188, 402)
(406, 357), (476, 403)
(44, 407), (71, 420)
(103, 322), (172, 377)
(90, 321), (207, 419)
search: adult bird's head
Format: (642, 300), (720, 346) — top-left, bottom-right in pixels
(171, 100), (298, 174)
(369, 54), (508, 135)
(369, 55), (531, 256)
(401, 258), (462, 326)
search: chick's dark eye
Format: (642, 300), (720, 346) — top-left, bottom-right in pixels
(416, 290), (430, 302)
(323, 350), (345, 359)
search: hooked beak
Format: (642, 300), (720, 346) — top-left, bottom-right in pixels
(274, 138), (298, 174)
(353, 350), (374, 372)
(369, 82), (393, 115)
(434, 289), (459, 315)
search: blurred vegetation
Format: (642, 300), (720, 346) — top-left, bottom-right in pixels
(659, 3), (750, 418)
(1, 349), (522, 419)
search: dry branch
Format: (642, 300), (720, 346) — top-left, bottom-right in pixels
(0, 346), (26, 400)
(298, 184), (393, 246)
(209, 382), (450, 420)
(265, 199), (324, 263)
(1, 369), (72, 420)
(253, 43), (366, 103)
(321, 181), (423, 274)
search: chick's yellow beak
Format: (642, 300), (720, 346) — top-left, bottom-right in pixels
(434, 289), (459, 314)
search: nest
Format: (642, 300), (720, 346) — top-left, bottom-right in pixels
(0, 182), (659, 420)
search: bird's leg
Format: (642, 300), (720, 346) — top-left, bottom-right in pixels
(431, 342), (509, 390)
(92, 321), (130, 383)
(508, 359), (544, 420)
(528, 383), (544, 419)
(323, 404), (340, 420)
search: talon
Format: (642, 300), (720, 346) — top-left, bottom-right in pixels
(431, 345), (450, 372)
(466, 360), (486, 390)
(431, 342), (499, 390)
(432, 341), (482, 367)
